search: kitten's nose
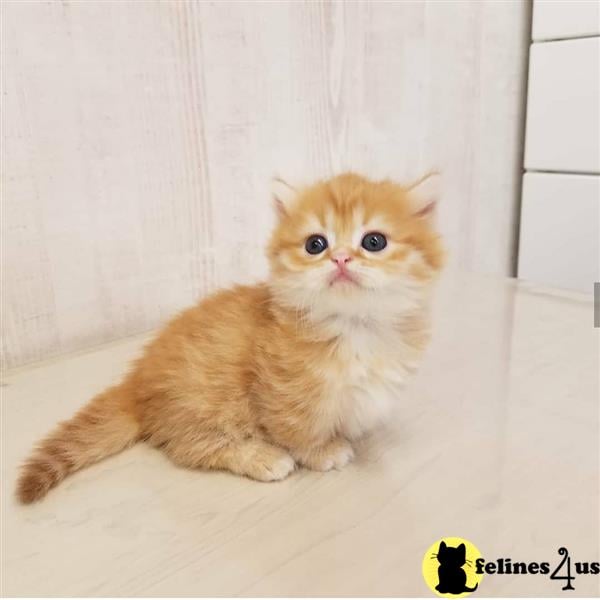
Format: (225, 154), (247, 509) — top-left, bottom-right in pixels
(331, 251), (352, 266)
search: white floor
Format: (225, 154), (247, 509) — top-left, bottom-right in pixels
(2, 273), (598, 597)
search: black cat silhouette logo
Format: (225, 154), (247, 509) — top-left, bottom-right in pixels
(422, 537), (484, 597)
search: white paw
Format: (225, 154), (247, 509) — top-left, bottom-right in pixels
(301, 439), (355, 472)
(321, 442), (355, 471)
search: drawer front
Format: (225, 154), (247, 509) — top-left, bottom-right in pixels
(533, 0), (600, 41)
(518, 173), (599, 294)
(524, 38), (600, 174)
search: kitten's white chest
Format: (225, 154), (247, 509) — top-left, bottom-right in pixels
(323, 319), (419, 439)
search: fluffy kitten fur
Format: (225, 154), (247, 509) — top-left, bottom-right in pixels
(17, 172), (444, 504)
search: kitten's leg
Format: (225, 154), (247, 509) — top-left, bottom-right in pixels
(162, 436), (296, 482)
(291, 436), (354, 472)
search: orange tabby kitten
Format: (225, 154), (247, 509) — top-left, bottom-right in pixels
(17, 172), (444, 504)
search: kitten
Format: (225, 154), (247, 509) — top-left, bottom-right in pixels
(16, 172), (444, 504)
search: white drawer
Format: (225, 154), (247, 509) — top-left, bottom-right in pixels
(524, 38), (600, 174)
(518, 173), (599, 294)
(533, 0), (600, 41)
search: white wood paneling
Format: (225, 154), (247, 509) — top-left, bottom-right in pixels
(524, 38), (600, 174)
(518, 173), (600, 293)
(532, 0), (600, 41)
(2, 1), (529, 368)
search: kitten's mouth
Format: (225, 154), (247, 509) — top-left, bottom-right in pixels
(329, 269), (360, 287)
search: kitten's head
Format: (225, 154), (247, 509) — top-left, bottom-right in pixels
(267, 172), (445, 321)
(437, 542), (466, 567)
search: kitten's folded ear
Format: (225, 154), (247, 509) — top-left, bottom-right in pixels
(407, 172), (441, 219)
(271, 176), (298, 219)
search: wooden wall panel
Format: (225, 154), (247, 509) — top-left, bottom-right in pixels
(1, 1), (529, 368)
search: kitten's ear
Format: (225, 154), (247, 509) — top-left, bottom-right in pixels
(407, 172), (440, 219)
(439, 541), (447, 551)
(458, 543), (466, 557)
(271, 176), (298, 220)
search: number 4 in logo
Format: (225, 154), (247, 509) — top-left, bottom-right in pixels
(550, 547), (575, 591)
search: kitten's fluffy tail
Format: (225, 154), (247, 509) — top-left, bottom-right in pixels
(16, 382), (140, 504)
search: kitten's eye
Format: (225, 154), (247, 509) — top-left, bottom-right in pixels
(305, 234), (328, 255)
(361, 232), (387, 252)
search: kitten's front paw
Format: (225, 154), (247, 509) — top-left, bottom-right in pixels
(242, 444), (296, 482)
(295, 437), (355, 472)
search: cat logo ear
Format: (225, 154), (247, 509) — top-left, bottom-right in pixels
(407, 171), (441, 219)
(439, 541), (447, 551)
(271, 176), (298, 219)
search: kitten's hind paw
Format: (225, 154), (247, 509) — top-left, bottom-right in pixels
(294, 437), (355, 472)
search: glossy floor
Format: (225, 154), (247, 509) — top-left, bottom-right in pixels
(2, 273), (599, 596)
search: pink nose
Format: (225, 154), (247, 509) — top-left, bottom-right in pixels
(331, 252), (352, 266)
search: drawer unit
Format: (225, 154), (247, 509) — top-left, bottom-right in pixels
(518, 173), (600, 293)
(533, 0), (600, 41)
(524, 37), (600, 174)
